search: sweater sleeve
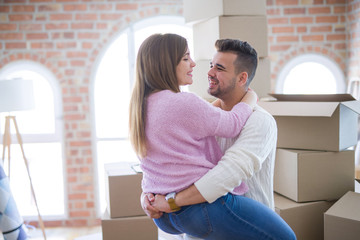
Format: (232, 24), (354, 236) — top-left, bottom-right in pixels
(178, 92), (253, 139)
(194, 107), (277, 203)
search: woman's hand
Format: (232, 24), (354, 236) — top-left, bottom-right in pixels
(241, 89), (258, 109)
(152, 194), (173, 213)
(140, 192), (163, 219)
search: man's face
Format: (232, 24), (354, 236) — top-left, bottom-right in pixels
(207, 52), (238, 99)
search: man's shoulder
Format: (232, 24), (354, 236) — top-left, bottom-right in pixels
(250, 105), (275, 123)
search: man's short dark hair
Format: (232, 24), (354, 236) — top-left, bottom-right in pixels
(215, 39), (258, 86)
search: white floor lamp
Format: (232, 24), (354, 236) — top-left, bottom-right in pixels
(0, 79), (46, 239)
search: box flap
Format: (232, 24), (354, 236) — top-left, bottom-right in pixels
(259, 101), (339, 117)
(325, 191), (360, 221)
(269, 93), (356, 102)
(341, 101), (360, 114)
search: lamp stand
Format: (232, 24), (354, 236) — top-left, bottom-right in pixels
(2, 115), (47, 240)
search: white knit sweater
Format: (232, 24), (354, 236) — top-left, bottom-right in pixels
(194, 105), (277, 209)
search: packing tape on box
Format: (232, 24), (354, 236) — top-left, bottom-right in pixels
(0, 163), (28, 240)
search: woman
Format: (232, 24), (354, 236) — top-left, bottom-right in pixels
(129, 34), (295, 240)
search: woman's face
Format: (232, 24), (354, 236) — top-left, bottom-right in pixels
(176, 49), (196, 86)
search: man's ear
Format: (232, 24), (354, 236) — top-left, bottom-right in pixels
(237, 72), (248, 86)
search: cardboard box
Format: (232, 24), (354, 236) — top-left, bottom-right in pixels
(189, 58), (271, 101)
(101, 211), (158, 240)
(274, 148), (355, 202)
(104, 162), (144, 218)
(259, 94), (360, 151)
(324, 191), (360, 240)
(184, 0), (267, 24)
(193, 16), (268, 59)
(274, 193), (334, 240)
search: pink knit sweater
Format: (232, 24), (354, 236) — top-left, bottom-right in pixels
(141, 90), (252, 195)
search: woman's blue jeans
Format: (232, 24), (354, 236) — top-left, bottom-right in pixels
(154, 193), (296, 240)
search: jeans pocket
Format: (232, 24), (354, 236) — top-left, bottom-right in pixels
(172, 204), (212, 238)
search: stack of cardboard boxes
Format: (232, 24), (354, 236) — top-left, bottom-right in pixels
(183, 0), (271, 101)
(259, 94), (360, 240)
(101, 162), (158, 240)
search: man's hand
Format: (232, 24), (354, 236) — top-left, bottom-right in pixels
(140, 192), (163, 219)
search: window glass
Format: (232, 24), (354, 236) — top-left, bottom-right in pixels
(0, 61), (64, 219)
(276, 54), (345, 94)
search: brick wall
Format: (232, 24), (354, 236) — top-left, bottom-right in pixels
(0, 0), (358, 227)
(0, 0), (183, 227)
(348, 0), (360, 79)
(267, 0), (348, 89)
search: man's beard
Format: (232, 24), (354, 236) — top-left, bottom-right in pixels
(208, 77), (237, 99)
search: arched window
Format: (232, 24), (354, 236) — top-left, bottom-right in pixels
(0, 61), (65, 219)
(276, 54), (345, 94)
(92, 16), (193, 214)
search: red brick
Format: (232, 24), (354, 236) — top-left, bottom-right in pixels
(38, 4), (61, 11)
(116, 3), (138, 10)
(327, 34), (346, 41)
(0, 33), (23, 40)
(284, 7), (306, 14)
(82, 42), (93, 49)
(270, 44), (291, 51)
(64, 4), (87, 11)
(12, 5), (35, 12)
(309, 7), (331, 14)
(31, 42), (54, 49)
(69, 193), (87, 200)
(75, 13), (97, 21)
(9, 14), (32, 21)
(70, 60), (86, 67)
(69, 141), (91, 147)
(71, 23), (94, 30)
(0, 23), (16, 31)
(26, 32), (48, 40)
(19, 23), (42, 31)
(77, 32), (100, 39)
(291, 16), (313, 24)
(5, 42), (26, 49)
(302, 35), (324, 41)
(56, 42), (77, 49)
(0, 6), (10, 12)
(272, 26), (295, 33)
(50, 13), (73, 21)
(46, 23), (69, 30)
(327, 0), (346, 4)
(297, 26), (307, 32)
(268, 17), (289, 24)
(316, 16), (338, 23)
(89, 4), (113, 11)
(311, 25), (332, 32)
(277, 35), (299, 42)
(100, 13), (123, 20)
(276, 0), (298, 5)
(67, 51), (88, 58)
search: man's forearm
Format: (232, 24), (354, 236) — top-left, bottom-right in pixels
(175, 184), (206, 207)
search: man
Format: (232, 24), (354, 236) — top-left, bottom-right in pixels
(141, 39), (295, 240)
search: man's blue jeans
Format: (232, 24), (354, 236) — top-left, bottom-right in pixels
(154, 193), (296, 240)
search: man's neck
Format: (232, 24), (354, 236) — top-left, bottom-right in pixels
(219, 92), (246, 111)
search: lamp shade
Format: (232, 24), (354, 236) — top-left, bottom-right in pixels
(0, 79), (35, 112)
